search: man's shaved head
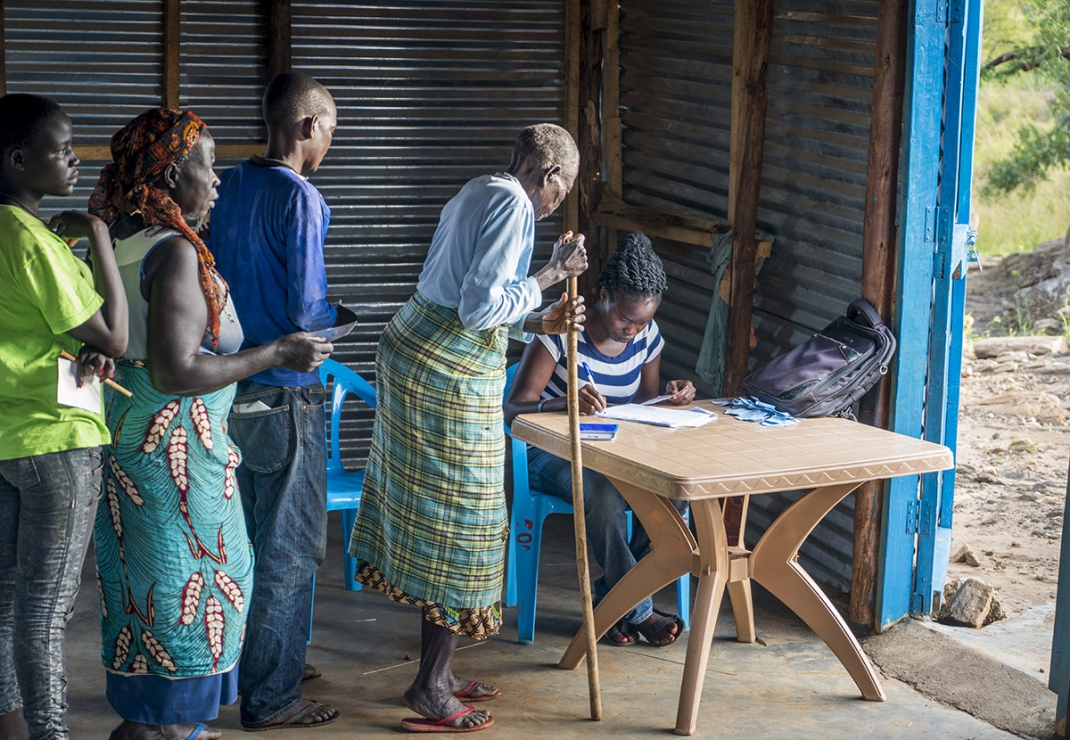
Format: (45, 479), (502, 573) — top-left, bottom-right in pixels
(262, 71), (335, 129)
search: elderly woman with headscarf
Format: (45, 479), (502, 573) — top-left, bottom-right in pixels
(89, 109), (332, 740)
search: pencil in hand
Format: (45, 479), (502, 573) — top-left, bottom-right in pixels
(58, 350), (133, 397)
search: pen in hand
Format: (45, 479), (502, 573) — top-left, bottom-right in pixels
(581, 361), (598, 393)
(59, 350), (132, 397)
(580, 361), (606, 414)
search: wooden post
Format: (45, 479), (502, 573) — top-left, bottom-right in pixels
(727, 0), (754, 229)
(163, 0), (180, 109)
(601, 0), (621, 265)
(722, 0), (774, 396)
(268, 0), (291, 79)
(575, 0), (605, 301)
(851, 0), (908, 627)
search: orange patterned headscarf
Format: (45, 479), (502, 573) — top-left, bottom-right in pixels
(89, 108), (227, 348)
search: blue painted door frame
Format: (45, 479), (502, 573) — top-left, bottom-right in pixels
(876, 0), (982, 630)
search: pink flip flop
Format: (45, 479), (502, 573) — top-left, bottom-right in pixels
(401, 705), (494, 733)
(453, 681), (501, 703)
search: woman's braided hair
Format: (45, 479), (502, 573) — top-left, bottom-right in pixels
(597, 231), (667, 301)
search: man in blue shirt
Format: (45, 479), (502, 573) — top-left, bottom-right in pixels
(207, 71), (340, 732)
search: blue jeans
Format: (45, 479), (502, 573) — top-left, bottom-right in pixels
(527, 447), (687, 624)
(0, 447), (102, 740)
(228, 382), (327, 728)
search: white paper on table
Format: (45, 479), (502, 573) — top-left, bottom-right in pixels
(56, 356), (102, 414)
(597, 404), (717, 428)
(639, 393), (675, 406)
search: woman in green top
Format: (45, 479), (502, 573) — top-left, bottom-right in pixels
(0, 93), (128, 740)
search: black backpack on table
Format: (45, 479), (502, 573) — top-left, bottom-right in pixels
(742, 298), (897, 419)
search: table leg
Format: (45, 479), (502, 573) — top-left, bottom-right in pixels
(749, 481), (886, 701)
(559, 479), (696, 670)
(727, 574), (755, 643)
(674, 499), (730, 736)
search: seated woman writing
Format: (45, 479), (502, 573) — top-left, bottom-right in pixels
(504, 231), (696, 646)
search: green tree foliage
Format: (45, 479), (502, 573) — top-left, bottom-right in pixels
(981, 0), (1070, 195)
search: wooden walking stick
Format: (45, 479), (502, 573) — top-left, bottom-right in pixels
(565, 270), (603, 720)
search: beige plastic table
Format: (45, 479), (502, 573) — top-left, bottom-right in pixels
(511, 402), (954, 736)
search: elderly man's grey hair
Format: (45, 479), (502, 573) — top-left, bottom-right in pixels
(508, 123), (579, 179)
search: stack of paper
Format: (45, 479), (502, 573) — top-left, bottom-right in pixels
(597, 404), (718, 428)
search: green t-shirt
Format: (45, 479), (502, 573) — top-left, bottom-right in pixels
(0, 206), (109, 460)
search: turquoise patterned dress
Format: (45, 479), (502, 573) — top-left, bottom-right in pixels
(95, 227), (251, 723)
(96, 365), (251, 679)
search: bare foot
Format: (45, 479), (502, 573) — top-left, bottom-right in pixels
(404, 686), (490, 729)
(108, 721), (221, 740)
(449, 674), (501, 701)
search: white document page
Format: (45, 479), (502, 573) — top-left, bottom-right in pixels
(56, 356), (102, 414)
(640, 394), (675, 406)
(597, 404), (717, 428)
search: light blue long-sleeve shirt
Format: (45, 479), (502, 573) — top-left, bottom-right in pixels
(416, 173), (540, 340)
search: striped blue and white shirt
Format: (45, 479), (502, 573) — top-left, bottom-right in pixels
(537, 320), (664, 405)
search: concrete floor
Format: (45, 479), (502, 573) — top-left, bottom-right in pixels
(62, 513), (1026, 739)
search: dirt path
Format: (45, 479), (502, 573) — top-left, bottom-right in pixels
(949, 243), (1070, 617)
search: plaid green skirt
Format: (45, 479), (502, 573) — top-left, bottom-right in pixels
(349, 292), (509, 638)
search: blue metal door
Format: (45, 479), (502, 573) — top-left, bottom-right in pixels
(877, 0), (983, 629)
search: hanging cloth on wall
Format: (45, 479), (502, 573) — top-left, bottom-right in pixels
(695, 229), (775, 396)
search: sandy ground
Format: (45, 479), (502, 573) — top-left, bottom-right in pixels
(949, 247), (1070, 618)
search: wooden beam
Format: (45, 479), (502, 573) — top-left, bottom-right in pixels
(722, 0), (774, 396)
(593, 194), (729, 248)
(268, 0), (292, 79)
(851, 0), (908, 628)
(0, 0), (7, 97)
(76, 142), (262, 162)
(163, 0), (180, 109)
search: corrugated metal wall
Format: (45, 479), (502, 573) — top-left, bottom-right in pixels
(6, 0), (164, 217)
(618, 0), (734, 387)
(180, 1), (267, 144)
(618, 0), (879, 591)
(5, 0), (261, 225)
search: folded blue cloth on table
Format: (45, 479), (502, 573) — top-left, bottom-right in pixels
(713, 397), (801, 426)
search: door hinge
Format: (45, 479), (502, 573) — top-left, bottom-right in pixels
(905, 500), (935, 535)
(911, 591), (925, 614)
(936, 0), (950, 23)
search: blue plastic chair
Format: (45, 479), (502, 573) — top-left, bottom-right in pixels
(503, 364), (691, 644)
(309, 358), (376, 642)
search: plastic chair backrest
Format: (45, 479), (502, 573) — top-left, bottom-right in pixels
(319, 359), (377, 474)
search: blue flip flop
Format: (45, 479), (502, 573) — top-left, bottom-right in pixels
(186, 724), (209, 740)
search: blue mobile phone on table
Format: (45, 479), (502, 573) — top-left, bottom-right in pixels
(579, 422), (619, 441)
